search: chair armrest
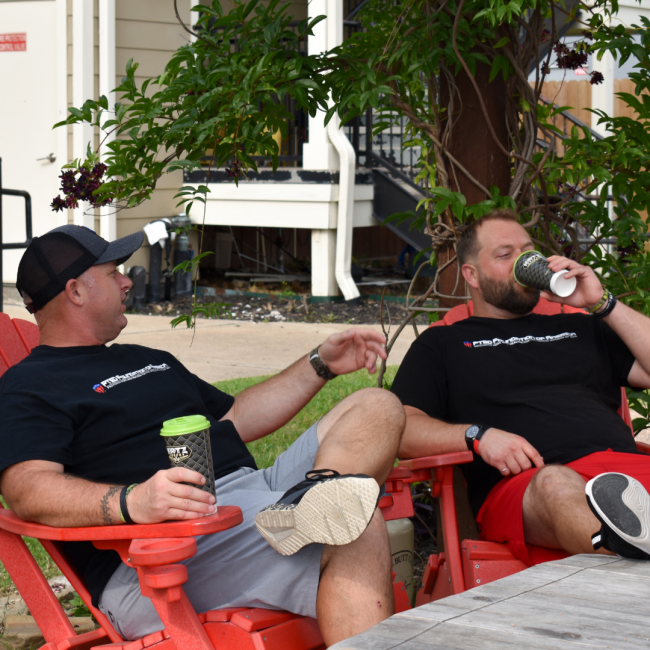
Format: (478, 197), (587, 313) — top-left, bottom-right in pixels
(636, 439), (650, 455)
(398, 451), (474, 471)
(0, 505), (243, 541)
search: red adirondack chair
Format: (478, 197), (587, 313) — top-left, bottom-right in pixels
(397, 298), (650, 606)
(0, 312), (413, 650)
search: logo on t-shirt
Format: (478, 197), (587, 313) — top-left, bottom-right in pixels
(465, 332), (577, 348)
(167, 446), (191, 463)
(92, 363), (171, 392)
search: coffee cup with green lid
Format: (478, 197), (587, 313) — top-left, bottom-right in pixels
(161, 415), (216, 498)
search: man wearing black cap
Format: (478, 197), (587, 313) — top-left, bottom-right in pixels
(0, 225), (406, 646)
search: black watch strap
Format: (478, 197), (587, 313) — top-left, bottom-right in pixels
(309, 347), (338, 381)
(465, 424), (491, 452)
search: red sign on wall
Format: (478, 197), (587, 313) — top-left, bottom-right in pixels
(0, 34), (26, 52)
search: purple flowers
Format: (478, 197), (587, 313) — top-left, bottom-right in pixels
(226, 160), (243, 179)
(51, 163), (112, 212)
(553, 42), (588, 70)
(590, 71), (604, 85)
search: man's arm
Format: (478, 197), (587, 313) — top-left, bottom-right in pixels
(223, 328), (387, 443)
(1, 460), (216, 527)
(544, 256), (650, 389)
(399, 405), (544, 476)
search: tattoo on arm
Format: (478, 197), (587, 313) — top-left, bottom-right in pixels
(63, 473), (76, 481)
(100, 486), (121, 525)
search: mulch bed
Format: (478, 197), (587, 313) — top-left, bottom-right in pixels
(131, 292), (434, 327)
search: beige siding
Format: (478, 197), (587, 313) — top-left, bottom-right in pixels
(113, 0), (192, 267)
(539, 80), (592, 126)
(199, 0), (307, 22)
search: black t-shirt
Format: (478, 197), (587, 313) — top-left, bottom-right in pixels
(391, 313), (639, 516)
(0, 343), (257, 605)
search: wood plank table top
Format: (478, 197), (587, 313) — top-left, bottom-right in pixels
(331, 555), (650, 650)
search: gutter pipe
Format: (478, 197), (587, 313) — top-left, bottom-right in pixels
(327, 115), (360, 301)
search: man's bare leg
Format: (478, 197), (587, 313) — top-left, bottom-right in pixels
(317, 509), (393, 646)
(311, 388), (404, 645)
(522, 465), (614, 555)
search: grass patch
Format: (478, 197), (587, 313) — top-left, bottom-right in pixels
(215, 366), (398, 468)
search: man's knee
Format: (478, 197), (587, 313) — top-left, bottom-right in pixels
(342, 387), (405, 428)
(527, 465), (586, 506)
(319, 387), (405, 442)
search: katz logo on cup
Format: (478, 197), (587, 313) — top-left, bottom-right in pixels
(167, 446), (191, 464)
(523, 253), (543, 269)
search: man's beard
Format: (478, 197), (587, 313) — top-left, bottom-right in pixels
(478, 270), (540, 315)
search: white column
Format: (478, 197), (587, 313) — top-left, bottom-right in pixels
(591, 48), (616, 229)
(302, 0), (338, 169)
(311, 229), (338, 296)
(591, 49), (615, 137)
(55, 0), (69, 227)
(99, 0), (116, 241)
(306, 0), (349, 297)
(72, 0), (95, 229)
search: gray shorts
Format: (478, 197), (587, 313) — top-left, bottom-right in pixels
(99, 422), (322, 640)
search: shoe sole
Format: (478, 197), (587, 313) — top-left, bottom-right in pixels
(586, 473), (650, 555)
(255, 477), (379, 556)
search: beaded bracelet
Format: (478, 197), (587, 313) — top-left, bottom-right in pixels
(587, 288), (609, 314)
(593, 292), (617, 319)
(119, 483), (138, 524)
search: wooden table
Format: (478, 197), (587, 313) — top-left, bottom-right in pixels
(332, 555), (650, 649)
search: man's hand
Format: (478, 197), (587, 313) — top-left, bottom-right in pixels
(318, 329), (387, 375)
(479, 428), (545, 476)
(127, 468), (216, 524)
(542, 256), (604, 310)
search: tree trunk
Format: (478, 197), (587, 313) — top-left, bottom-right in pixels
(438, 61), (510, 308)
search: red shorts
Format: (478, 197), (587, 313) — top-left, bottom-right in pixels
(476, 450), (650, 566)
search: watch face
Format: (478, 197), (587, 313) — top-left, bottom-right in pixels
(466, 425), (480, 440)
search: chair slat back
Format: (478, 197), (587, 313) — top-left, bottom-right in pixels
(429, 299), (634, 435)
(0, 313), (39, 378)
(13, 318), (40, 352)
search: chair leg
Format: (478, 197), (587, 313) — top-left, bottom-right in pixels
(0, 529), (76, 646)
(436, 467), (465, 594)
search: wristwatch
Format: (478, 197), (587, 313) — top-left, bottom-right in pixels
(465, 424), (491, 453)
(309, 347), (338, 381)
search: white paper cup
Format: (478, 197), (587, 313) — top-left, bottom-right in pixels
(549, 270), (577, 297)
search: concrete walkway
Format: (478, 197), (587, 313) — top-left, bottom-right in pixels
(3, 305), (418, 383)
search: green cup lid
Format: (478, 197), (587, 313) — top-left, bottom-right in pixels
(161, 415), (210, 437)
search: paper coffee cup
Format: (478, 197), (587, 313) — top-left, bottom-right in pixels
(160, 415), (216, 498)
(513, 250), (576, 298)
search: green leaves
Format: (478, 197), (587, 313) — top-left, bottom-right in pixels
(53, 0), (330, 212)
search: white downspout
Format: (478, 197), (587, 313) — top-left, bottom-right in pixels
(327, 115), (360, 301)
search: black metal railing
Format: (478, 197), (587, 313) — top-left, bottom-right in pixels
(534, 97), (621, 256)
(0, 157), (33, 312)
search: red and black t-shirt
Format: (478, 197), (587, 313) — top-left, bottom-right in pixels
(0, 343), (256, 606)
(391, 313), (640, 516)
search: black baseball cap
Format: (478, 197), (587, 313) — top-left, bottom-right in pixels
(16, 225), (144, 312)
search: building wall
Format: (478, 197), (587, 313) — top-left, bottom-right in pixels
(540, 78), (641, 127)
(111, 0), (192, 270)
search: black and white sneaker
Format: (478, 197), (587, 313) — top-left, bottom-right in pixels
(586, 473), (650, 560)
(255, 470), (380, 556)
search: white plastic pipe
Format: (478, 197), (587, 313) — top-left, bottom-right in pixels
(327, 115), (360, 301)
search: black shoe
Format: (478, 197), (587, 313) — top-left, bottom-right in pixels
(255, 470), (380, 556)
(586, 473), (650, 560)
